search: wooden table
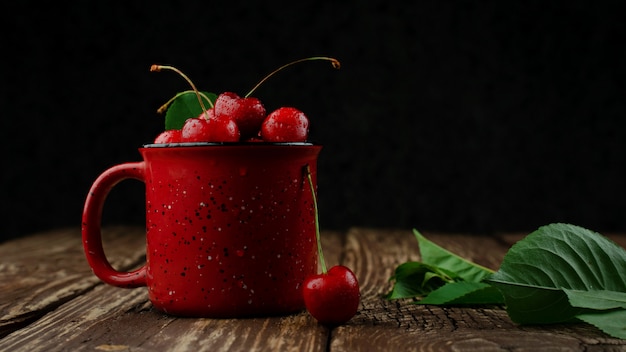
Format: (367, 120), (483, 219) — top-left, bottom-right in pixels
(1, 226), (625, 351)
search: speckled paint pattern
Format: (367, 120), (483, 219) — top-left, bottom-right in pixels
(82, 143), (322, 317)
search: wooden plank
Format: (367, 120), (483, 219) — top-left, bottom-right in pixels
(340, 228), (506, 302)
(332, 228), (626, 351)
(4, 227), (625, 350)
(0, 283), (329, 352)
(133, 310), (327, 352)
(0, 226), (146, 337)
(0, 281), (154, 351)
(0, 230), (344, 351)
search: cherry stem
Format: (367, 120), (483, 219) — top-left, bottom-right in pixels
(150, 65), (213, 114)
(245, 57), (341, 98)
(156, 90), (214, 115)
(305, 164), (327, 274)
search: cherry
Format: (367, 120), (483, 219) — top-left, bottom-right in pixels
(151, 57), (341, 144)
(200, 107), (216, 120)
(180, 117), (211, 142)
(302, 165), (360, 325)
(180, 112), (240, 142)
(151, 65), (241, 143)
(244, 57), (339, 142)
(214, 92), (266, 139)
(206, 115), (240, 142)
(303, 265), (360, 325)
(260, 107), (309, 142)
(154, 129), (182, 144)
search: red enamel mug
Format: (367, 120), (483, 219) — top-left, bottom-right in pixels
(81, 142), (321, 317)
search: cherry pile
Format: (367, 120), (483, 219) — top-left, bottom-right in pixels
(154, 92), (310, 144)
(152, 57), (339, 144)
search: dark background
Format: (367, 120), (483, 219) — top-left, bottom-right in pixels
(1, 1), (625, 242)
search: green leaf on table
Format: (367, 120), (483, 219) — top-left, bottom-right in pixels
(486, 282), (580, 324)
(576, 309), (626, 339)
(564, 289), (626, 310)
(417, 281), (504, 305)
(487, 223), (626, 326)
(164, 91), (217, 130)
(390, 223), (626, 339)
(414, 229), (495, 282)
(387, 230), (498, 303)
(386, 261), (455, 300)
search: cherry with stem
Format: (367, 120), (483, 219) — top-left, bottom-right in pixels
(245, 57), (340, 98)
(306, 164), (327, 274)
(155, 90), (215, 115)
(150, 65), (214, 115)
(151, 64), (239, 142)
(303, 164), (360, 325)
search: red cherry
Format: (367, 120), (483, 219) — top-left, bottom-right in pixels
(214, 92), (266, 139)
(154, 129), (182, 144)
(152, 58), (340, 145)
(260, 107), (309, 142)
(199, 107), (217, 120)
(303, 265), (360, 325)
(181, 118), (211, 142)
(208, 115), (241, 142)
(181, 114), (240, 143)
(302, 165), (360, 325)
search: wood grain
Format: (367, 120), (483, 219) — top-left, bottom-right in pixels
(0, 229), (344, 351)
(0, 282), (329, 352)
(331, 228), (626, 351)
(1, 226), (625, 351)
(0, 226), (146, 337)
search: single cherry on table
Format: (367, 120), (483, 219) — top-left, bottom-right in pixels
(303, 265), (360, 325)
(302, 165), (360, 325)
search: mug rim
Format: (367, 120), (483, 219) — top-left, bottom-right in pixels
(142, 142), (318, 148)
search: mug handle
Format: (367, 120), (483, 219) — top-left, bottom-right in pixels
(81, 162), (147, 288)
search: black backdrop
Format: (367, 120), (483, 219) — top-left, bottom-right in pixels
(1, 1), (625, 242)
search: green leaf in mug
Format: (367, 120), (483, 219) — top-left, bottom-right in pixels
(164, 91), (217, 130)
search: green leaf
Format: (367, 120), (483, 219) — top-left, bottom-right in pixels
(386, 261), (454, 300)
(576, 309), (626, 339)
(389, 224), (626, 339)
(164, 91), (217, 130)
(387, 231), (499, 303)
(415, 229), (495, 282)
(487, 223), (626, 325)
(488, 282), (581, 324)
(417, 281), (505, 305)
(564, 289), (626, 310)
